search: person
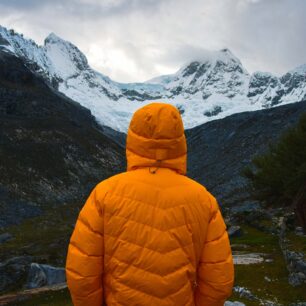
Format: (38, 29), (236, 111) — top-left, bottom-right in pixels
(66, 102), (234, 306)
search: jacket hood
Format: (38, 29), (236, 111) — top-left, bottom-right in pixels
(126, 102), (187, 175)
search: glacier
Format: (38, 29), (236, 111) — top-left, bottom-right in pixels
(0, 25), (305, 132)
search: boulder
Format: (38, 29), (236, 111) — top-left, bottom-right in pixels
(233, 286), (257, 301)
(228, 225), (243, 238)
(0, 232), (12, 244)
(233, 253), (265, 265)
(26, 263), (66, 289)
(288, 272), (304, 287)
(0, 256), (32, 293)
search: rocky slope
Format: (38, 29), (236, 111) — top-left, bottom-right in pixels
(0, 50), (125, 228)
(186, 100), (306, 209)
(1, 25), (306, 132)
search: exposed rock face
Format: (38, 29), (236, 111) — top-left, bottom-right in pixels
(0, 50), (125, 228)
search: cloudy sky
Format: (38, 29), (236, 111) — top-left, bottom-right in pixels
(0, 0), (305, 82)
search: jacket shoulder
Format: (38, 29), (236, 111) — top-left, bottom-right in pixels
(178, 175), (210, 196)
(180, 175), (219, 212)
(94, 171), (128, 196)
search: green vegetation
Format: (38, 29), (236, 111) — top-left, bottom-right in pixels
(6, 288), (72, 306)
(230, 225), (306, 305)
(243, 112), (306, 229)
(230, 225), (278, 252)
(286, 230), (306, 254)
(3, 220), (306, 305)
(0, 203), (81, 266)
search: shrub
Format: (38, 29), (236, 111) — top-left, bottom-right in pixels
(244, 112), (306, 230)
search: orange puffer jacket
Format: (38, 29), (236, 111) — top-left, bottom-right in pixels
(66, 103), (234, 306)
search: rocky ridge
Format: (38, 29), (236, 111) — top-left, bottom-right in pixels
(0, 25), (306, 132)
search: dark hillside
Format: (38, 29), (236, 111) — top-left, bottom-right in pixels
(0, 51), (125, 228)
(186, 100), (306, 208)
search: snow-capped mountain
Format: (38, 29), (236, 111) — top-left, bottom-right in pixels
(1, 25), (305, 132)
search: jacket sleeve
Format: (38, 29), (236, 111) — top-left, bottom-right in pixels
(66, 185), (105, 306)
(194, 193), (234, 306)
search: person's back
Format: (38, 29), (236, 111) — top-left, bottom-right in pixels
(66, 103), (234, 306)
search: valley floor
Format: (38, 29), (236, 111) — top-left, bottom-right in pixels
(0, 207), (306, 305)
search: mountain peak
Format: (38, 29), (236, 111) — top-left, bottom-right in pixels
(176, 48), (248, 83)
(220, 48), (230, 52)
(1, 24), (306, 133)
(181, 48), (244, 71)
(44, 32), (67, 45)
(43, 32), (89, 78)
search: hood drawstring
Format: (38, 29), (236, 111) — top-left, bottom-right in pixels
(149, 160), (162, 174)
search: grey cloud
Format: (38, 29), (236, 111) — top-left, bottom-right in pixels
(225, 0), (306, 74)
(0, 0), (167, 17)
(0, 0), (305, 82)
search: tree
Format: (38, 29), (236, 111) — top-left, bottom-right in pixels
(244, 112), (306, 230)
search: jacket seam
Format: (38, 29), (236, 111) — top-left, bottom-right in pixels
(77, 216), (103, 237)
(105, 209), (199, 233)
(199, 250), (232, 265)
(107, 191), (196, 213)
(111, 254), (191, 278)
(69, 240), (103, 258)
(66, 265), (102, 278)
(105, 232), (194, 255)
(108, 261), (191, 299)
(205, 228), (227, 244)
(109, 173), (192, 192)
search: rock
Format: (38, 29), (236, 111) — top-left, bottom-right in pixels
(295, 227), (306, 236)
(230, 202), (261, 214)
(279, 219), (306, 288)
(296, 261), (306, 274)
(0, 258), (66, 293)
(26, 263), (47, 289)
(264, 276), (272, 282)
(0, 232), (12, 244)
(285, 212), (296, 230)
(0, 256), (33, 293)
(228, 226), (243, 238)
(297, 272), (306, 281)
(26, 263), (66, 289)
(225, 302), (246, 306)
(233, 253), (265, 265)
(288, 273), (303, 287)
(233, 286), (257, 301)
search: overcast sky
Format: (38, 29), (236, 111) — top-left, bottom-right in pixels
(0, 0), (305, 82)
